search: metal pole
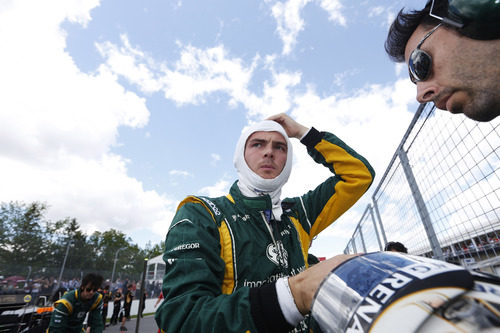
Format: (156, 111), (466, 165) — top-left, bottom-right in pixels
(358, 226), (367, 253)
(372, 199), (388, 247)
(399, 148), (443, 259)
(352, 238), (357, 253)
(111, 247), (126, 286)
(368, 205), (383, 251)
(356, 206), (371, 252)
(56, 239), (72, 292)
(26, 265), (32, 282)
(135, 258), (148, 333)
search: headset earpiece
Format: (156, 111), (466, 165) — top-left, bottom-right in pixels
(447, 0), (500, 40)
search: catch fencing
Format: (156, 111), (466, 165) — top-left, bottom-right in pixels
(344, 103), (500, 274)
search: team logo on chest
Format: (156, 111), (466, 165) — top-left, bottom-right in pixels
(231, 214), (250, 222)
(266, 241), (288, 268)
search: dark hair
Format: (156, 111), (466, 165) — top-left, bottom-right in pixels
(384, 241), (408, 253)
(385, 0), (448, 62)
(81, 273), (104, 290)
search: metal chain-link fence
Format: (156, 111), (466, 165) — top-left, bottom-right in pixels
(344, 103), (500, 275)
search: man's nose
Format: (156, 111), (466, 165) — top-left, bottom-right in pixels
(416, 81), (439, 104)
(263, 145), (274, 157)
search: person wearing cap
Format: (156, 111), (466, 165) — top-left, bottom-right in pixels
(155, 113), (374, 332)
(47, 273), (104, 333)
(385, 0), (500, 122)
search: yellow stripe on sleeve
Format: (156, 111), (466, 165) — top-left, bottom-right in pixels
(219, 220), (235, 294)
(54, 298), (73, 315)
(177, 196), (216, 221)
(91, 294), (103, 311)
(289, 216), (311, 268)
(177, 195), (236, 294)
(310, 139), (373, 237)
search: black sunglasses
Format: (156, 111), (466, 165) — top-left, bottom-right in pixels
(84, 287), (97, 292)
(408, 23), (442, 84)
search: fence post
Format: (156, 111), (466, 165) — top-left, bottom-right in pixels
(344, 240), (351, 254)
(368, 204), (383, 251)
(373, 201), (388, 251)
(357, 226), (367, 253)
(398, 148), (443, 259)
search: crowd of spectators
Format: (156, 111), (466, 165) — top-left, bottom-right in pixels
(0, 276), (79, 296)
(0, 275), (162, 302)
(145, 281), (161, 299)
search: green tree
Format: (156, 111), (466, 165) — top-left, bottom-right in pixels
(142, 240), (165, 260)
(1, 201), (164, 284)
(57, 218), (95, 278)
(90, 229), (139, 280)
(0, 201), (47, 275)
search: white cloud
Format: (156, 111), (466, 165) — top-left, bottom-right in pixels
(269, 0), (345, 55)
(210, 153), (221, 166)
(270, 0), (311, 55)
(385, 8), (398, 28)
(285, 79), (416, 192)
(0, 0), (174, 243)
(368, 6), (385, 17)
(97, 37), (302, 119)
(332, 69), (361, 87)
(367, 4), (401, 28)
(97, 38), (259, 107)
(164, 44), (257, 105)
(318, 0), (345, 25)
(169, 170), (193, 177)
(96, 35), (163, 94)
(199, 179), (231, 197)
(395, 62), (406, 77)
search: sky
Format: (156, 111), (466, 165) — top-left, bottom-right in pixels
(0, 0), (426, 258)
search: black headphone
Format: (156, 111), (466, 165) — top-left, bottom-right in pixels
(430, 0), (500, 40)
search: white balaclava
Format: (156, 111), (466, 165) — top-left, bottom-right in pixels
(233, 120), (293, 220)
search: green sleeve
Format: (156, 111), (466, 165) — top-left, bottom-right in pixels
(154, 202), (258, 333)
(89, 298), (104, 333)
(297, 129), (375, 237)
(47, 302), (70, 332)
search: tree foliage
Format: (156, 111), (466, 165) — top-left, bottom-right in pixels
(0, 202), (47, 271)
(0, 201), (164, 282)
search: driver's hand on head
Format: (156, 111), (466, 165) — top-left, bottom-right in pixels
(266, 113), (309, 139)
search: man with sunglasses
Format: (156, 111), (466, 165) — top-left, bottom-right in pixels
(47, 273), (104, 333)
(385, 0), (500, 122)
